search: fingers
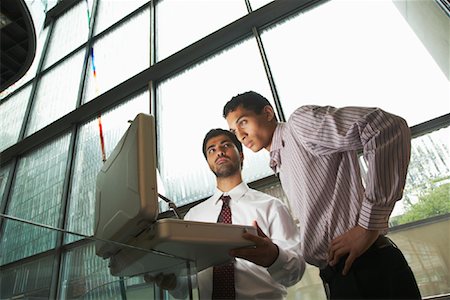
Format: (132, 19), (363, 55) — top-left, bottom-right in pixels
(252, 220), (268, 238)
(342, 252), (356, 276)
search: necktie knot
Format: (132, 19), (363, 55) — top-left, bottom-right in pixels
(220, 195), (231, 206)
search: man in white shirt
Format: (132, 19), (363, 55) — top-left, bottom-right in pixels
(147, 128), (305, 299)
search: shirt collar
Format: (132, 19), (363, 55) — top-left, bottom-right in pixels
(270, 123), (286, 172)
(271, 123), (285, 152)
(213, 182), (249, 205)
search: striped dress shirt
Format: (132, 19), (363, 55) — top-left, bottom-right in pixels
(270, 105), (411, 268)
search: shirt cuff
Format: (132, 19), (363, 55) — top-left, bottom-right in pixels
(267, 245), (286, 276)
(358, 198), (393, 231)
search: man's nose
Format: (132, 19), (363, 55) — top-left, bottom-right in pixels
(235, 129), (246, 142)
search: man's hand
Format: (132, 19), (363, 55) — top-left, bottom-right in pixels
(328, 225), (379, 276)
(229, 220), (279, 267)
(143, 273), (177, 290)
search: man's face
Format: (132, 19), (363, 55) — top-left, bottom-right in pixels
(205, 134), (243, 178)
(225, 104), (274, 152)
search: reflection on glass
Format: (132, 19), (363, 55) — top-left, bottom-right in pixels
(0, 249), (54, 299)
(65, 92), (149, 243)
(0, 133), (71, 264)
(82, 8), (150, 103)
(0, 84), (32, 152)
(260, 1), (449, 126)
(94, 0), (149, 35)
(157, 38), (273, 206)
(25, 51), (85, 136)
(156, 0), (247, 61)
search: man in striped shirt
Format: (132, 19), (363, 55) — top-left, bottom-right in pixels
(224, 91), (421, 299)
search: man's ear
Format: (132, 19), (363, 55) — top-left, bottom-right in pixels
(263, 105), (275, 121)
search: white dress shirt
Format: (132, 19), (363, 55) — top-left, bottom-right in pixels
(172, 182), (305, 299)
(270, 105), (411, 268)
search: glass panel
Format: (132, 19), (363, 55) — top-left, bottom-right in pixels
(65, 92), (149, 243)
(0, 163), (12, 207)
(156, 0), (247, 61)
(387, 217), (450, 298)
(0, 249), (55, 299)
(94, 0), (149, 35)
(388, 126), (450, 225)
(43, 1), (90, 69)
(61, 242), (199, 299)
(260, 1), (449, 126)
(0, 26), (50, 100)
(60, 243), (122, 299)
(0, 84), (32, 152)
(82, 8), (150, 103)
(157, 37), (273, 207)
(25, 51), (85, 136)
(0, 133), (71, 264)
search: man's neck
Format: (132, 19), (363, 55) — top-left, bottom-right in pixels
(216, 174), (242, 192)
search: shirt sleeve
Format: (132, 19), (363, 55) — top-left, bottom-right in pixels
(266, 199), (306, 286)
(290, 105), (411, 230)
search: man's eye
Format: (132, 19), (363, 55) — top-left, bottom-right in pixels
(239, 120), (247, 127)
(208, 148), (215, 154)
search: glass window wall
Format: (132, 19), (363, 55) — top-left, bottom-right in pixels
(82, 8), (150, 103)
(65, 91), (149, 243)
(260, 0), (449, 126)
(157, 38), (274, 206)
(0, 133), (71, 264)
(0, 84), (32, 152)
(156, 0), (247, 61)
(43, 1), (90, 69)
(25, 51), (85, 136)
(93, 0), (149, 35)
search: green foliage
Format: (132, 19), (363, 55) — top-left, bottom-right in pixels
(396, 182), (450, 225)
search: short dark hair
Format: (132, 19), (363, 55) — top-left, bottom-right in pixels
(223, 91), (273, 118)
(202, 128), (243, 158)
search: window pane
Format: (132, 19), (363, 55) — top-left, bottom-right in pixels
(43, 1), (90, 69)
(0, 84), (32, 152)
(25, 51), (85, 136)
(65, 92), (149, 243)
(260, 1), (449, 126)
(82, 8), (150, 103)
(387, 216), (450, 297)
(389, 126), (450, 225)
(157, 38), (273, 206)
(0, 133), (71, 264)
(156, 0), (247, 61)
(0, 252), (55, 298)
(60, 243), (122, 299)
(94, 0), (149, 35)
(0, 163), (12, 207)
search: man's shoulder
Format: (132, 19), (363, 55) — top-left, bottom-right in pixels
(245, 188), (286, 207)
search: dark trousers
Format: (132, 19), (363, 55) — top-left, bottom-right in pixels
(320, 236), (421, 299)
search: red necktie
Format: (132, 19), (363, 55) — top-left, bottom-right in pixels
(212, 195), (236, 299)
